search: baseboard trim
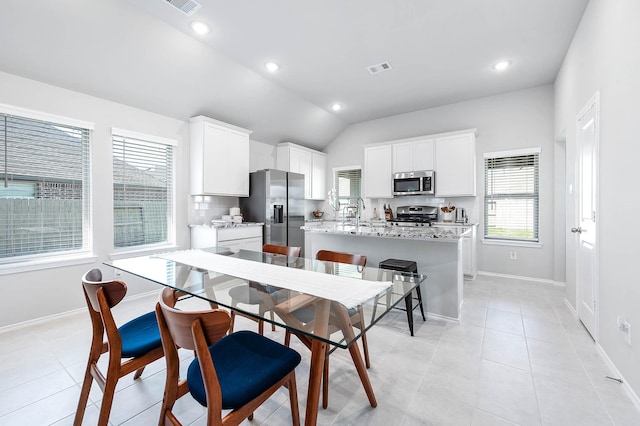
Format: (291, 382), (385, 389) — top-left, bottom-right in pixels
(477, 270), (566, 287)
(0, 307), (85, 334)
(564, 297), (578, 318)
(595, 343), (640, 411)
(426, 311), (460, 323)
(0, 289), (159, 334)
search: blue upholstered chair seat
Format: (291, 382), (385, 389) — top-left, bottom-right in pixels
(187, 330), (301, 409)
(118, 311), (162, 358)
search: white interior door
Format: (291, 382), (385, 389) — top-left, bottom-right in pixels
(574, 93), (599, 339)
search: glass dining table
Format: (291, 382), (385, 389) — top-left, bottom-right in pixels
(105, 246), (426, 426)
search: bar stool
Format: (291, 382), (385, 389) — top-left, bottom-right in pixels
(378, 259), (426, 336)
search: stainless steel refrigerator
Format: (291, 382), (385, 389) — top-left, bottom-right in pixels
(239, 169), (305, 254)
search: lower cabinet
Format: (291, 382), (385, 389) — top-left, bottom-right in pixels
(433, 223), (478, 279)
(190, 226), (263, 251)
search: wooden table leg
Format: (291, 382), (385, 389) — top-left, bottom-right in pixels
(304, 300), (330, 426)
(348, 341), (377, 407)
(332, 302), (378, 408)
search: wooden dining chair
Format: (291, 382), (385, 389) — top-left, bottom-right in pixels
(156, 287), (301, 426)
(284, 249), (370, 409)
(228, 244), (302, 334)
(74, 268), (164, 426)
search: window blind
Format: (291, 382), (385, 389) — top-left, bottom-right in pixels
(484, 149), (540, 242)
(335, 169), (361, 209)
(112, 132), (174, 248)
(0, 113), (91, 260)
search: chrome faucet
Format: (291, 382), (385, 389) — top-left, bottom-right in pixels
(355, 197), (365, 229)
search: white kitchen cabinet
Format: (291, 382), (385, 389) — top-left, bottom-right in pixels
(311, 152), (326, 199)
(190, 116), (252, 196)
(276, 142), (326, 200)
(435, 131), (476, 197)
(363, 144), (393, 198)
(392, 138), (434, 173)
(190, 225), (263, 251)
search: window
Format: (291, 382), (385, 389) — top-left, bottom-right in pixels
(112, 129), (175, 249)
(0, 108), (92, 261)
(334, 167), (361, 215)
(484, 148), (540, 243)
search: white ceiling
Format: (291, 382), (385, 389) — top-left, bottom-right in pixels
(0, 0), (588, 150)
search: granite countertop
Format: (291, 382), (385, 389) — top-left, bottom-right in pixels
(189, 222), (264, 229)
(431, 222), (478, 227)
(302, 221), (470, 241)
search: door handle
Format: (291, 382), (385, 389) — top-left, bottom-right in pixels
(571, 227), (583, 233)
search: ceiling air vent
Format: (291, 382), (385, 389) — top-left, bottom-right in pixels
(165, 0), (202, 16)
(367, 61), (392, 75)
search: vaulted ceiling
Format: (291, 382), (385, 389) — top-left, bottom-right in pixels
(0, 0), (588, 150)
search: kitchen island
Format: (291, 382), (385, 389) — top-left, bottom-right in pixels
(302, 221), (470, 320)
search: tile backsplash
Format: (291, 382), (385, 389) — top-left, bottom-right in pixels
(190, 195), (239, 224)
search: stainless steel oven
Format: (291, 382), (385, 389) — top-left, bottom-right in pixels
(393, 170), (435, 196)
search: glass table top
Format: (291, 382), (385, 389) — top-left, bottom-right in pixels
(105, 246), (426, 348)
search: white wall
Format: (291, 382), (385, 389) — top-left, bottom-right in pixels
(324, 85), (560, 281)
(0, 71), (190, 327)
(554, 0), (640, 398)
(249, 140), (277, 173)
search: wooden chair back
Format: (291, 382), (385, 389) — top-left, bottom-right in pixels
(82, 268), (127, 313)
(156, 287), (289, 426)
(76, 268), (164, 426)
(81, 268), (128, 354)
(263, 244), (302, 257)
(157, 287), (231, 351)
(316, 249), (367, 267)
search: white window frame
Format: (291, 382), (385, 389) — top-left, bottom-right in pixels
(483, 147), (541, 247)
(0, 104), (95, 274)
(111, 128), (176, 254)
(332, 165), (362, 216)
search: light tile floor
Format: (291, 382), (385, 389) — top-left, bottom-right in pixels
(1, 275), (639, 425)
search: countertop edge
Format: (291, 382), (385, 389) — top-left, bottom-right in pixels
(302, 226), (469, 242)
(189, 222), (264, 229)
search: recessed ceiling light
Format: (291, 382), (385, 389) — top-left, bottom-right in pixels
(331, 103), (342, 111)
(493, 60), (511, 71)
(190, 21), (210, 35)
(265, 62), (279, 72)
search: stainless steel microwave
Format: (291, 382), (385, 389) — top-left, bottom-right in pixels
(393, 170), (435, 196)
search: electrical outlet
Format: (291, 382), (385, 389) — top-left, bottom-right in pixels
(509, 251), (517, 260)
(624, 321), (632, 346)
(617, 316), (632, 346)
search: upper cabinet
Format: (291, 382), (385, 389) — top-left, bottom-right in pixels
(311, 152), (326, 200)
(365, 129), (476, 199)
(364, 144), (393, 198)
(277, 142), (326, 200)
(392, 138), (434, 173)
(434, 131), (476, 197)
(190, 116), (252, 196)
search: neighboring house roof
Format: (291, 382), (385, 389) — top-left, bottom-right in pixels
(1, 115), (167, 189)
